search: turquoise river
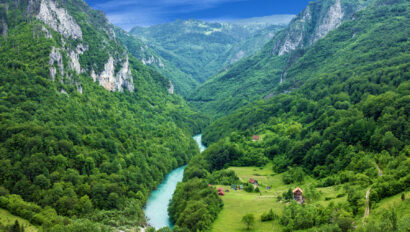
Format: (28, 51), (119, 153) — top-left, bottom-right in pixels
(144, 134), (206, 229)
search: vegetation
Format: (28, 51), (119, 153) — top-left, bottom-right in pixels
(173, 1), (410, 231)
(190, 0), (378, 118)
(128, 19), (286, 94)
(0, 0), (208, 230)
(241, 213), (255, 230)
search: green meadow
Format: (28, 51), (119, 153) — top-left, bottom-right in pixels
(210, 164), (348, 232)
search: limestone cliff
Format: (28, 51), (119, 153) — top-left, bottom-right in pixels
(31, 0), (135, 92)
(92, 56), (134, 92)
(273, 0), (372, 56)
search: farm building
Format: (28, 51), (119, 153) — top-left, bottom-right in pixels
(252, 135), (260, 141)
(293, 187), (304, 203)
(248, 178), (259, 186)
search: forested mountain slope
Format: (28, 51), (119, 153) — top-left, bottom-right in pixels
(114, 27), (199, 97)
(170, 1), (410, 231)
(190, 0), (376, 117)
(126, 18), (290, 96)
(0, 0), (207, 231)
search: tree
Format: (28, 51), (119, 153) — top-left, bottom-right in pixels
(241, 213), (255, 230)
(11, 220), (20, 232)
(401, 193), (405, 201)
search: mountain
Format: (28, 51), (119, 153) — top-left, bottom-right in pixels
(190, 0), (377, 117)
(225, 14), (295, 27)
(0, 0), (208, 230)
(124, 17), (292, 96)
(170, 1), (410, 231)
(114, 27), (199, 97)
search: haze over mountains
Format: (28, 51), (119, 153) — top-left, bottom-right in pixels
(116, 15), (294, 97)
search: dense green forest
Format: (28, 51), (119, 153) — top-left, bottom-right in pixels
(1, 0), (409, 231)
(0, 0), (208, 231)
(189, 0), (377, 117)
(170, 1), (410, 231)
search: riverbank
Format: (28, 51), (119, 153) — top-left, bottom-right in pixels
(144, 134), (206, 229)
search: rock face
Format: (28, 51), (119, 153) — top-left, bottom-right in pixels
(314, 0), (343, 42)
(69, 44), (87, 74)
(273, 0), (363, 56)
(34, 0), (134, 92)
(49, 46), (64, 80)
(168, 81), (174, 94)
(37, 0), (82, 39)
(92, 56), (134, 92)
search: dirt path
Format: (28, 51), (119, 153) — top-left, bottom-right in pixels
(375, 163), (383, 176)
(364, 187), (371, 217)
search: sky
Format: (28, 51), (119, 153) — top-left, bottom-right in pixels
(84, 0), (312, 30)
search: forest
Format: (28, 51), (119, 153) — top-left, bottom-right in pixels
(169, 1), (409, 231)
(0, 0), (409, 231)
(0, 0), (208, 230)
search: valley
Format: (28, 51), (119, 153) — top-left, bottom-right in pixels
(0, 0), (409, 231)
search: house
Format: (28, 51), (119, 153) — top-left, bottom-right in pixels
(293, 187), (304, 203)
(218, 187), (225, 196)
(249, 178), (259, 186)
(266, 186), (271, 190)
(252, 135), (260, 141)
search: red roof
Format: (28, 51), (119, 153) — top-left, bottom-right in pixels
(293, 187), (303, 194)
(218, 188), (224, 192)
(249, 178), (256, 184)
(252, 135), (260, 140)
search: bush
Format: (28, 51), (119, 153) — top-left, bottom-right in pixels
(244, 183), (254, 193)
(261, 209), (278, 222)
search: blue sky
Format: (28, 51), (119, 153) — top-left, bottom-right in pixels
(85, 0), (312, 30)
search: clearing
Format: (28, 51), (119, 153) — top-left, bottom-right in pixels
(210, 163), (346, 232)
(0, 208), (38, 232)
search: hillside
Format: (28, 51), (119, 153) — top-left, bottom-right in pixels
(190, 0), (377, 117)
(0, 0), (208, 231)
(126, 18), (290, 96)
(170, 1), (410, 231)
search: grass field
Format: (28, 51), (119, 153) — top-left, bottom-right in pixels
(210, 164), (347, 232)
(0, 208), (38, 232)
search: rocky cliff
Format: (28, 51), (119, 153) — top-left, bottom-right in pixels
(273, 0), (372, 55)
(3, 0), (134, 92)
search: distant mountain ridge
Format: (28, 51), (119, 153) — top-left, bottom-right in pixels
(120, 16), (292, 96)
(222, 14), (295, 27)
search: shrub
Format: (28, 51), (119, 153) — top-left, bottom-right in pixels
(261, 209), (278, 222)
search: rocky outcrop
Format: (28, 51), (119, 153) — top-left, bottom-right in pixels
(92, 56), (134, 92)
(68, 44), (87, 74)
(49, 46), (64, 80)
(273, 0), (350, 56)
(314, 0), (343, 42)
(37, 0), (82, 40)
(168, 81), (174, 94)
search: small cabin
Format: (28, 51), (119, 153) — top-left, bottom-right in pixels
(249, 178), (259, 186)
(266, 186), (271, 190)
(218, 187), (225, 196)
(293, 187), (303, 202)
(252, 135), (260, 141)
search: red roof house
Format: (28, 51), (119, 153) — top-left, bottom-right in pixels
(252, 135), (260, 141)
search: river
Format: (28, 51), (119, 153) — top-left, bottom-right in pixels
(144, 134), (206, 229)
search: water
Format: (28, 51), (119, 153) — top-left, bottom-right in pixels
(144, 134), (206, 229)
